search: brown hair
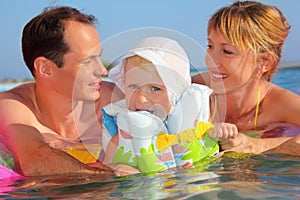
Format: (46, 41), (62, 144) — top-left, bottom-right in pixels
(22, 6), (97, 77)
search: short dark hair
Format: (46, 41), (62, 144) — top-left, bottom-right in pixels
(22, 6), (97, 77)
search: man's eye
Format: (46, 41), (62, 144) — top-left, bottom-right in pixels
(82, 59), (92, 64)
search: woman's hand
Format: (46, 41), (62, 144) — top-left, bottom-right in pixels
(219, 133), (264, 154)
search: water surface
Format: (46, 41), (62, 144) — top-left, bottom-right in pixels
(0, 154), (299, 199)
(0, 67), (299, 199)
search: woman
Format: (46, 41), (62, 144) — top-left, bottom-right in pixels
(192, 1), (300, 155)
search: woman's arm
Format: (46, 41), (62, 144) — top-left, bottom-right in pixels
(265, 134), (300, 155)
(220, 133), (292, 154)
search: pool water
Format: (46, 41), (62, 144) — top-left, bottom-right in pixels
(272, 67), (300, 94)
(0, 154), (299, 199)
(0, 67), (299, 199)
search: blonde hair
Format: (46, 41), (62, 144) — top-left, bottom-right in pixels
(125, 55), (159, 75)
(208, 0), (290, 81)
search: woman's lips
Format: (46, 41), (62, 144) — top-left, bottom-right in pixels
(210, 72), (228, 82)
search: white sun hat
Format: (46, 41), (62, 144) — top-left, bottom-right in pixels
(108, 36), (191, 106)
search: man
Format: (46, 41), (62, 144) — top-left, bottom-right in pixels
(0, 6), (123, 176)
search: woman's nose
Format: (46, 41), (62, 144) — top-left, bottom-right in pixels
(205, 51), (220, 69)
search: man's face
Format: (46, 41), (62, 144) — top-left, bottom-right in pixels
(52, 21), (107, 102)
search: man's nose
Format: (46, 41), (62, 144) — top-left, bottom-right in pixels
(94, 58), (107, 77)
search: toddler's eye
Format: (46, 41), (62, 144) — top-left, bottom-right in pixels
(128, 84), (138, 89)
(151, 86), (161, 91)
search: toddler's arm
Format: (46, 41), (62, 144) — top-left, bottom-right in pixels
(103, 134), (119, 164)
(103, 133), (140, 176)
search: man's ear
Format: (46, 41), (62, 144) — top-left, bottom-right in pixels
(34, 57), (53, 78)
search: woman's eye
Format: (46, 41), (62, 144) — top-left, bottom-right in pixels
(223, 49), (234, 55)
(207, 44), (212, 49)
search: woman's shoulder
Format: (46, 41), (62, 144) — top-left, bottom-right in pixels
(263, 82), (300, 123)
(266, 82), (299, 102)
(191, 72), (210, 85)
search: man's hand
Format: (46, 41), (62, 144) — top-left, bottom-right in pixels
(111, 164), (140, 176)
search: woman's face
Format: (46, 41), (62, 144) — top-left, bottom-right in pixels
(205, 29), (259, 94)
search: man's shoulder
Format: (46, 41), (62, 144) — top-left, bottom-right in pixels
(0, 83), (37, 122)
(0, 82), (36, 102)
(100, 81), (124, 103)
(100, 80), (115, 91)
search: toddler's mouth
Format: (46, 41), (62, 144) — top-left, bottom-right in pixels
(136, 109), (154, 114)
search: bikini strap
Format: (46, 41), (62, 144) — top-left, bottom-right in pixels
(253, 85), (261, 130)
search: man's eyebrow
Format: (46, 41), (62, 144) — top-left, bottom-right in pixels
(81, 49), (103, 62)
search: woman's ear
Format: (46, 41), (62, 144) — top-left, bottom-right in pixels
(260, 52), (275, 73)
(34, 57), (53, 78)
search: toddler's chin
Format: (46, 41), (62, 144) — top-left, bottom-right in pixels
(154, 111), (168, 122)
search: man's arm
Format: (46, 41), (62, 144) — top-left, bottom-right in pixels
(2, 123), (112, 176)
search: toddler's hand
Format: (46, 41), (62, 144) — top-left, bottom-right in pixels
(209, 123), (238, 141)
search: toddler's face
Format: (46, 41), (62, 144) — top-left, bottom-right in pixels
(124, 58), (171, 121)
